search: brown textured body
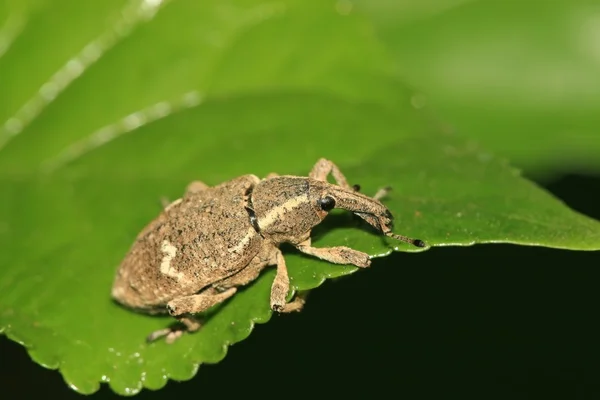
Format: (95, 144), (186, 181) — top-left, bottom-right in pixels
(112, 175), (263, 312)
(112, 159), (425, 343)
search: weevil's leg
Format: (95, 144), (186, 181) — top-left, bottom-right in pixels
(309, 158), (351, 189)
(165, 316), (202, 343)
(373, 186), (392, 201)
(162, 198), (182, 212)
(264, 172), (279, 180)
(277, 290), (309, 313)
(220, 245), (306, 313)
(185, 180), (210, 195)
(146, 287), (237, 343)
(146, 315), (202, 344)
(167, 287), (237, 316)
(295, 237), (371, 268)
(268, 250), (308, 313)
(147, 327), (173, 343)
(270, 248), (294, 312)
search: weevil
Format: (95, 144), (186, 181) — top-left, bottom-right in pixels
(112, 158), (425, 343)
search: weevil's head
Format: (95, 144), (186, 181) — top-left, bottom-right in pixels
(250, 176), (425, 247)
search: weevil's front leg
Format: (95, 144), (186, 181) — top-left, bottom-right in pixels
(309, 158), (351, 189)
(147, 287), (237, 343)
(312, 158), (390, 201)
(270, 248), (290, 312)
(268, 248), (305, 313)
(295, 237), (371, 268)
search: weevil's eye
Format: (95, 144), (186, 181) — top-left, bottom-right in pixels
(318, 196), (336, 212)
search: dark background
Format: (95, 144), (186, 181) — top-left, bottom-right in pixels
(2, 173), (599, 399)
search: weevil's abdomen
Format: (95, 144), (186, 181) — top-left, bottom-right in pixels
(112, 175), (263, 312)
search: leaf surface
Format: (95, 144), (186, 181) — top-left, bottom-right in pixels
(356, 0), (600, 175)
(1, 0), (599, 395)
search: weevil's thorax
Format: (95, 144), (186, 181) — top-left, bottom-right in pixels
(251, 176), (322, 244)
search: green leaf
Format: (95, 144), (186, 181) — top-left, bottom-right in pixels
(2, 94), (600, 395)
(357, 0), (600, 176)
(1, 0), (599, 396)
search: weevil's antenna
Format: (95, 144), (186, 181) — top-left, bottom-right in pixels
(386, 232), (427, 248)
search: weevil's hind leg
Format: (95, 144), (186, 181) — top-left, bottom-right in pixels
(309, 158), (351, 189)
(146, 315), (202, 344)
(167, 287), (237, 316)
(264, 172), (279, 179)
(295, 237), (371, 268)
(147, 287), (237, 344)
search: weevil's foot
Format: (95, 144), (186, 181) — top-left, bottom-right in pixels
(270, 302), (285, 313)
(146, 328), (172, 343)
(272, 291), (309, 314)
(146, 327), (185, 344)
(146, 315), (203, 344)
(279, 297), (306, 313)
(165, 330), (184, 344)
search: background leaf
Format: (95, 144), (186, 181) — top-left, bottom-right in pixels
(356, 0), (600, 176)
(1, 0), (599, 397)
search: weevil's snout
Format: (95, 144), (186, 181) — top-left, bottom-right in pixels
(326, 188), (426, 248)
(352, 208), (392, 234)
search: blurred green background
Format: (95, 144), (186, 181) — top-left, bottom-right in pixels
(1, 0), (600, 398)
(359, 0), (600, 177)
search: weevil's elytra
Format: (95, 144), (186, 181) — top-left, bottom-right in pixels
(112, 158), (425, 343)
